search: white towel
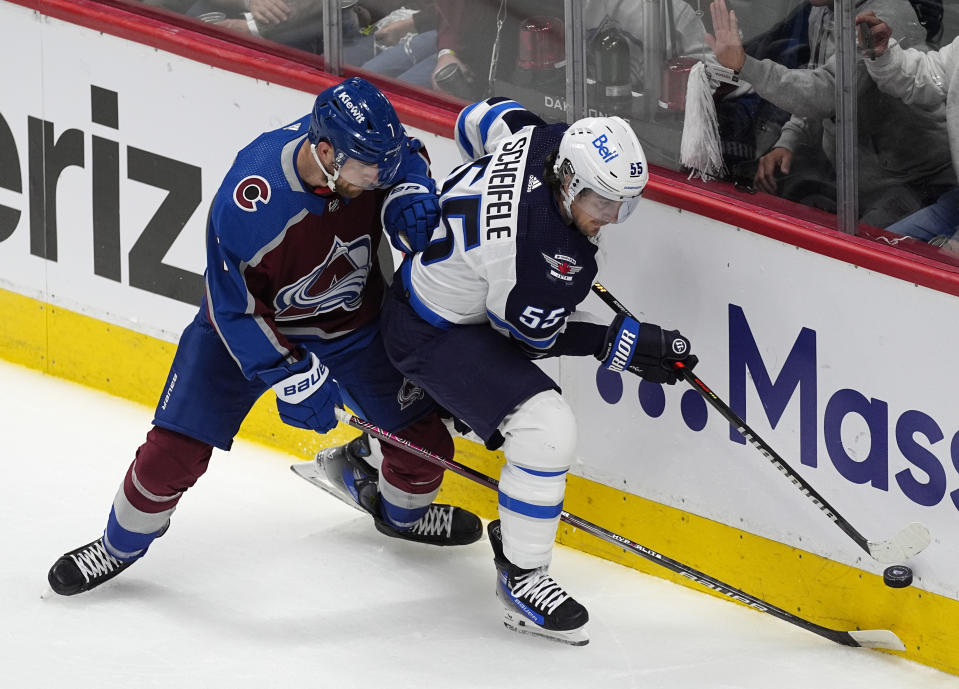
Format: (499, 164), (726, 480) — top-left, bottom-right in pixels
(680, 61), (726, 181)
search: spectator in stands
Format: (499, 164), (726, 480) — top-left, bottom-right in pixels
(584, 0), (760, 178)
(361, 3), (438, 88)
(583, 0), (716, 88)
(713, 1), (812, 184)
(142, 0), (331, 55)
(750, 0), (929, 199)
(858, 9), (959, 249)
(908, 0), (944, 47)
(143, 0), (311, 32)
(706, 0), (955, 229)
(429, 0), (565, 100)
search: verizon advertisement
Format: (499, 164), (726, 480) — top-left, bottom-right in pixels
(0, 3), (459, 342)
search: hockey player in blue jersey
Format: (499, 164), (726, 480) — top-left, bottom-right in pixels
(47, 77), (482, 597)
(379, 98), (698, 645)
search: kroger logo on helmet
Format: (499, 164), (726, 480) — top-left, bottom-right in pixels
(591, 133), (619, 163)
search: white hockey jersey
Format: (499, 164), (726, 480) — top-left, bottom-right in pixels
(401, 99), (604, 356)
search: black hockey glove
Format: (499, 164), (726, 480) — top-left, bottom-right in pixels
(597, 314), (697, 385)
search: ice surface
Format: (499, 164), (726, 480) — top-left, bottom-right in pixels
(2, 359), (957, 689)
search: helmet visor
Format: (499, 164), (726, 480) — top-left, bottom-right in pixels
(335, 151), (403, 190)
(575, 189), (641, 224)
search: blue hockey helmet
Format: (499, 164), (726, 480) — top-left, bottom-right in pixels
(307, 77), (406, 189)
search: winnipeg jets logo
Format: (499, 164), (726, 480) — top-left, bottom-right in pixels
(274, 236), (371, 320)
(542, 252), (583, 283)
(526, 175), (542, 192)
(233, 176), (271, 212)
(397, 378), (425, 410)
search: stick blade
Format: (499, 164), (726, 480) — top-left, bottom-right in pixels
(847, 629), (906, 651)
(867, 522), (931, 563)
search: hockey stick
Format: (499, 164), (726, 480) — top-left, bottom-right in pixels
(331, 407), (904, 651)
(590, 281), (930, 564)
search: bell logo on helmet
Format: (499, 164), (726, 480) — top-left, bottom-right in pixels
(591, 133), (619, 163)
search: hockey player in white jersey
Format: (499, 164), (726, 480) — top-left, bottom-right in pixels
(379, 98), (698, 645)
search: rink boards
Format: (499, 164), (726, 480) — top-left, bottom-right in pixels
(2, 0), (959, 675)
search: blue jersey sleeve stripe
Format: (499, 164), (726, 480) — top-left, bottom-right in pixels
(516, 466), (569, 478)
(498, 492), (565, 520)
(486, 310), (558, 349)
(456, 101), (483, 160)
(478, 101), (523, 146)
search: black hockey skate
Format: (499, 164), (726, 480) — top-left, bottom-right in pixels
(488, 520), (589, 646)
(344, 432), (374, 464)
(47, 538), (135, 596)
(374, 501), (482, 547)
(292, 436), (482, 546)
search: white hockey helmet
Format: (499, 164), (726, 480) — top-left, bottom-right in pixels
(554, 116), (648, 224)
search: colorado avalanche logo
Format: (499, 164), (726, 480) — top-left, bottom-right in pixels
(397, 378), (425, 410)
(542, 252), (584, 283)
(273, 236), (371, 320)
(233, 176), (271, 212)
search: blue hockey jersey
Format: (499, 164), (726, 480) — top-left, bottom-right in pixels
(204, 114), (430, 385)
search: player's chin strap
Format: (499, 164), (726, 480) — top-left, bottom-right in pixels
(310, 143), (340, 191)
(559, 187), (575, 221)
(554, 158), (578, 222)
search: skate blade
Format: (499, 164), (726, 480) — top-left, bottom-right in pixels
(290, 461), (367, 515)
(502, 608), (589, 646)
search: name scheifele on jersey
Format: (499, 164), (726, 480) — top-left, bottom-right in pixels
(483, 134), (529, 241)
(407, 100), (598, 356)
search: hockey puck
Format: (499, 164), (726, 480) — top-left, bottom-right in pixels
(883, 565), (913, 588)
